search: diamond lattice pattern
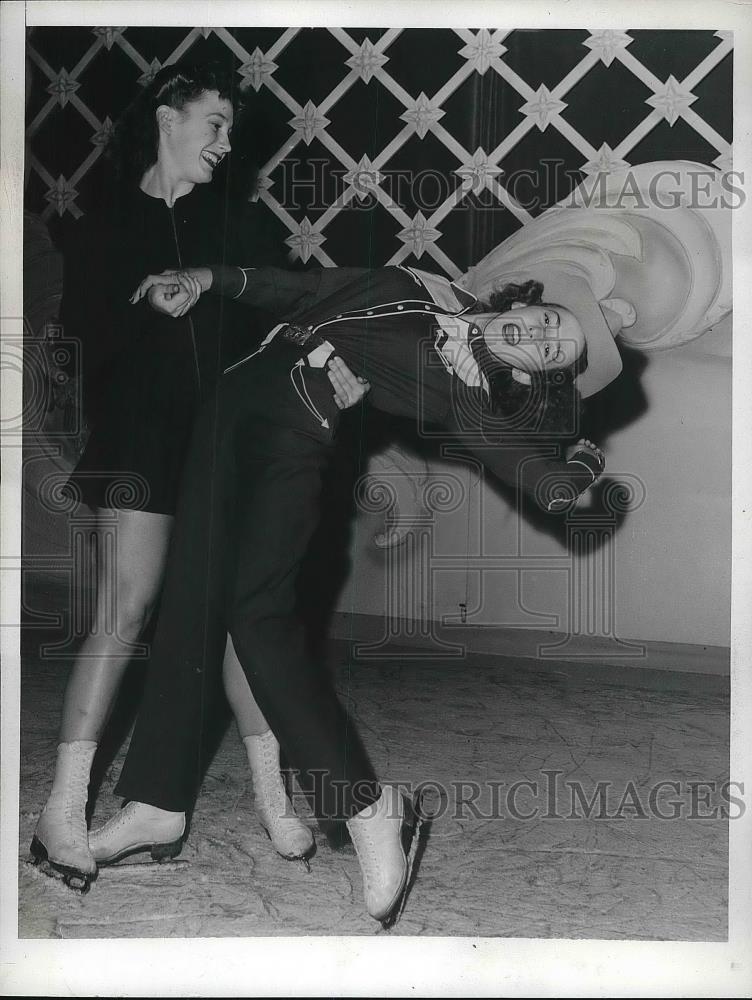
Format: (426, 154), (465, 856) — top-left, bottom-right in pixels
(26, 26), (732, 276)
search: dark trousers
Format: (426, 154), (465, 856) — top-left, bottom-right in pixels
(115, 339), (380, 820)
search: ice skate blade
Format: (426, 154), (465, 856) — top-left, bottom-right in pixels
(28, 836), (94, 894)
(103, 858), (189, 871)
(378, 791), (430, 931)
(261, 824), (315, 870)
(96, 836), (183, 868)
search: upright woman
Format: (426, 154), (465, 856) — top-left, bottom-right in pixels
(31, 63), (368, 892)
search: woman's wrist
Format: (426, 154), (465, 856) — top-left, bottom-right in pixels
(207, 265), (247, 298)
(188, 267), (213, 293)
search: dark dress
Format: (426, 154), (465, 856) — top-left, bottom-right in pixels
(62, 183), (287, 514)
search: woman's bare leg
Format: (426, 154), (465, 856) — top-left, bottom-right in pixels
(222, 635), (314, 860)
(32, 508), (172, 888)
(222, 634), (270, 738)
(59, 509), (173, 741)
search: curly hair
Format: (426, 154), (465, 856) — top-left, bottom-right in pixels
(108, 61), (240, 195)
(471, 280), (586, 437)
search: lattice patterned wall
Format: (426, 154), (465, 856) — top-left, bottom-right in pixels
(25, 26), (732, 275)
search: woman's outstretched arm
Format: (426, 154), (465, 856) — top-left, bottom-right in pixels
(131, 265), (372, 409)
(131, 265), (373, 320)
(442, 385), (605, 512)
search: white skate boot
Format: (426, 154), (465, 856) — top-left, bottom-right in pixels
(346, 784), (424, 928)
(244, 731), (314, 865)
(30, 740), (98, 893)
(88, 801), (185, 866)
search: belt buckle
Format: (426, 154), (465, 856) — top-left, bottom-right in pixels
(282, 323), (313, 347)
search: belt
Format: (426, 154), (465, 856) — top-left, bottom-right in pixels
(279, 323), (335, 368)
(223, 323), (334, 376)
(280, 323), (326, 350)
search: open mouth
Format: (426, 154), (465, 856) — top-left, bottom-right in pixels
(502, 323), (521, 346)
(201, 150), (223, 170)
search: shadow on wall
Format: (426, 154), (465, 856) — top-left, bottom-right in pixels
(586, 344), (650, 444)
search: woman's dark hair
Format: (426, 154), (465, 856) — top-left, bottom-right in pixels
(472, 279), (586, 437)
(108, 61), (239, 193)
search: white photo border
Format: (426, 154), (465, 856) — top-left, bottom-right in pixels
(2, 1), (750, 996)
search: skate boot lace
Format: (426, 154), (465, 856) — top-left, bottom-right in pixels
(49, 754), (91, 848)
(256, 738), (293, 817)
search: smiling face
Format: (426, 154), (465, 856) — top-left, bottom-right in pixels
(475, 302), (586, 373)
(158, 90), (233, 187)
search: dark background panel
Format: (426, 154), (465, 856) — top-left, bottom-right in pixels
(25, 27), (731, 270)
